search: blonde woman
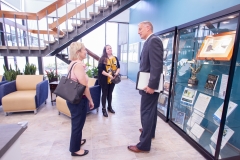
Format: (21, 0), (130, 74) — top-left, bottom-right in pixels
(67, 42), (94, 156)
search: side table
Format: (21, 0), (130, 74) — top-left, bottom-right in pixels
(49, 81), (59, 106)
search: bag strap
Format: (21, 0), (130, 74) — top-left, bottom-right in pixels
(67, 62), (78, 79)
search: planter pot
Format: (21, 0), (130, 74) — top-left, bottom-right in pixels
(49, 78), (58, 83)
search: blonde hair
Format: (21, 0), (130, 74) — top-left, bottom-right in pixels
(68, 42), (85, 61)
(139, 21), (153, 32)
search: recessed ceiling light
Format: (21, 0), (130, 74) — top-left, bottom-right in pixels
(228, 16), (235, 19)
(222, 21), (229, 24)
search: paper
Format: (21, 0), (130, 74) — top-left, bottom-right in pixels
(213, 101), (237, 120)
(194, 93), (211, 113)
(190, 123), (205, 139)
(219, 74), (228, 98)
(210, 126), (234, 149)
(136, 72), (164, 93)
(181, 87), (197, 105)
(187, 111), (204, 127)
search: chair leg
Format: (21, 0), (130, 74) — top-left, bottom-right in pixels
(4, 112), (8, 116)
(34, 110), (37, 114)
(58, 111), (61, 115)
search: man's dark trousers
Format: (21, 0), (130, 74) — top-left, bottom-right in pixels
(137, 91), (159, 151)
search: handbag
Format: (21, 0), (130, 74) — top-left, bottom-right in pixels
(53, 62), (86, 104)
(111, 72), (121, 84)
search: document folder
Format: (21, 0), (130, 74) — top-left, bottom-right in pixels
(136, 72), (164, 93)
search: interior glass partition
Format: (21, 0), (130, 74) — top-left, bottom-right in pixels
(170, 13), (240, 159)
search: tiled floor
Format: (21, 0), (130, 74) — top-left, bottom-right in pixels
(0, 79), (206, 160)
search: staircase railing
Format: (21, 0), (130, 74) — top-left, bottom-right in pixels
(0, 0), (140, 63)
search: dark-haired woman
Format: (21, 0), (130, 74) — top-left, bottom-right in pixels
(98, 45), (120, 117)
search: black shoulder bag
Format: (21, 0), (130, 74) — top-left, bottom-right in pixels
(54, 62), (86, 104)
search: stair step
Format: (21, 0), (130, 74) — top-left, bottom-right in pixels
(71, 22), (83, 28)
(62, 28), (74, 33)
(98, 6), (109, 12)
(107, 0), (118, 6)
(89, 11), (100, 17)
(0, 46), (47, 50)
(44, 40), (56, 44)
(80, 18), (92, 22)
(53, 34), (65, 39)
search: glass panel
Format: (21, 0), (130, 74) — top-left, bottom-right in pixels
(0, 56), (4, 75)
(56, 58), (68, 77)
(43, 56), (56, 79)
(29, 57), (39, 75)
(16, 57), (26, 73)
(157, 31), (175, 117)
(220, 16), (240, 159)
(170, 13), (239, 158)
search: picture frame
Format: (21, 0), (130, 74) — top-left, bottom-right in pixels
(196, 31), (236, 61)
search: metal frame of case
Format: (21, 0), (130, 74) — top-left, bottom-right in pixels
(156, 4), (240, 160)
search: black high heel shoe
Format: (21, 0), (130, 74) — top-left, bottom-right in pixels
(108, 107), (115, 113)
(71, 150), (89, 156)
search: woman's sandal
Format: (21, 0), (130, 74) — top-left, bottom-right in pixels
(71, 150), (89, 156)
(81, 139), (86, 145)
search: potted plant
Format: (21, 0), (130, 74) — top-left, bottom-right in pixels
(3, 64), (22, 81)
(45, 69), (59, 82)
(85, 63), (98, 78)
(24, 63), (37, 75)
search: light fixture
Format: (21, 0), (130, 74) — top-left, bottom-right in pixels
(222, 21), (229, 24)
(228, 16), (235, 19)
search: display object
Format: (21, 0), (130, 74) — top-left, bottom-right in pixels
(211, 126), (235, 149)
(170, 11), (240, 159)
(196, 31), (236, 61)
(205, 74), (219, 90)
(213, 101), (237, 124)
(181, 87), (197, 105)
(187, 59), (202, 86)
(174, 111), (186, 128)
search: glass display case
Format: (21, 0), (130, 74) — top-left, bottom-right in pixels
(170, 13), (240, 159)
(155, 27), (177, 121)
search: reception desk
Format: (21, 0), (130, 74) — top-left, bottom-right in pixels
(0, 124), (27, 160)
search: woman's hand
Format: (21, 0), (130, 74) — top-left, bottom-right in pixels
(89, 101), (94, 109)
(109, 74), (114, 80)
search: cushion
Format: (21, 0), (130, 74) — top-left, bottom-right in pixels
(0, 75), (2, 82)
(56, 96), (71, 117)
(2, 90), (36, 112)
(88, 78), (96, 87)
(16, 75), (43, 91)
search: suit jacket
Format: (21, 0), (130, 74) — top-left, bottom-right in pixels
(139, 34), (163, 91)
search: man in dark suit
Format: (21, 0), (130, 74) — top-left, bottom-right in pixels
(128, 21), (163, 152)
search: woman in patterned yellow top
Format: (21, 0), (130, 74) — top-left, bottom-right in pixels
(98, 45), (120, 117)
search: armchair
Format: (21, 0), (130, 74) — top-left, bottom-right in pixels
(1, 75), (48, 115)
(56, 78), (101, 117)
(0, 76), (8, 106)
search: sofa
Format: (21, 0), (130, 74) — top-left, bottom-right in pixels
(1, 75), (48, 115)
(0, 75), (8, 105)
(56, 78), (101, 117)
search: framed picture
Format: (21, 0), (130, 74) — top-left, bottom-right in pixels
(196, 31), (236, 61)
